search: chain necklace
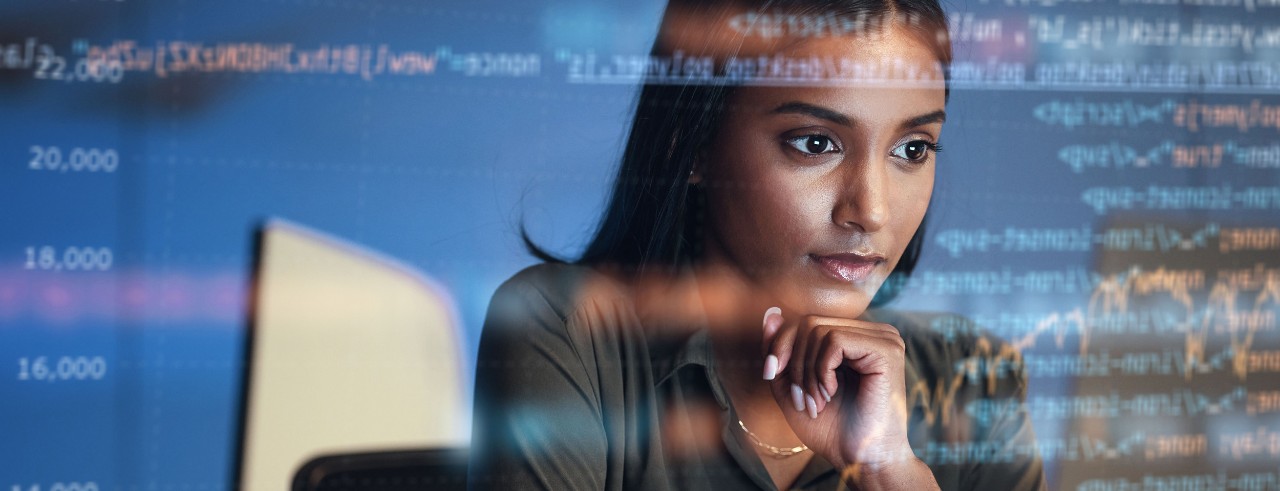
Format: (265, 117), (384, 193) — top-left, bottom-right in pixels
(737, 419), (809, 459)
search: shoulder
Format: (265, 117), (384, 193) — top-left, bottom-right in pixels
(496, 261), (621, 302)
(488, 262), (633, 320)
(470, 264), (640, 490)
(481, 262), (642, 357)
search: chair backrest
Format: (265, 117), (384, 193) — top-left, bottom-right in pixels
(237, 219), (468, 491)
(291, 448), (469, 491)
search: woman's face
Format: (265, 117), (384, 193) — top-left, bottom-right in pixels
(698, 27), (946, 319)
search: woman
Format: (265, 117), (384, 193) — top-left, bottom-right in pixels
(470, 0), (1045, 489)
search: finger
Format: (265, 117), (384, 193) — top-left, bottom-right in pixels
(767, 367), (796, 417)
(853, 329), (907, 358)
(767, 314), (798, 385)
(815, 333), (848, 399)
(841, 336), (904, 376)
(761, 307), (783, 380)
(795, 316), (902, 338)
(803, 323), (831, 414)
(862, 322), (905, 343)
(859, 321), (901, 335)
(788, 318), (815, 417)
(814, 332), (908, 403)
(762, 307), (784, 346)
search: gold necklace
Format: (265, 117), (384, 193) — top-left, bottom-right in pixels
(737, 419), (809, 459)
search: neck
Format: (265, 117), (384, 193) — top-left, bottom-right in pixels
(682, 258), (777, 401)
(710, 332), (773, 401)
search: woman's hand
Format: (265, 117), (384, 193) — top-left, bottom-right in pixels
(760, 307), (938, 490)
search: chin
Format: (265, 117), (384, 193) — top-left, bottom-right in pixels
(790, 284), (878, 319)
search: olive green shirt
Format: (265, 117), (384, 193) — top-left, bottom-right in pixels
(469, 263), (1045, 490)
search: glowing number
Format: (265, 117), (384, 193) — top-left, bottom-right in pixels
(10, 484), (99, 491)
(63, 247), (81, 270)
(47, 147), (62, 170)
(17, 357), (107, 381)
(84, 149), (101, 171)
(40, 246), (56, 269)
(102, 149), (118, 172)
(100, 248), (113, 269)
(57, 358), (76, 379)
(31, 357), (49, 379)
(28, 146), (118, 172)
(23, 246), (112, 271)
(69, 148), (88, 171)
(89, 358), (107, 378)
(71, 58), (124, 84)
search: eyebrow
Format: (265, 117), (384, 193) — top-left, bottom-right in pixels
(770, 102), (947, 130)
(904, 110), (947, 128)
(771, 102), (852, 127)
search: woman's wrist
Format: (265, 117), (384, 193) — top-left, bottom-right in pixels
(836, 448), (938, 491)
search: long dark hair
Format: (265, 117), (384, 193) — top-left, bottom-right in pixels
(526, 0), (952, 307)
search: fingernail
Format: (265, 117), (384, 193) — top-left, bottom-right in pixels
(805, 394), (818, 419)
(762, 306), (782, 336)
(790, 384), (805, 412)
(819, 385), (831, 403)
(763, 307), (781, 327)
(763, 354), (779, 381)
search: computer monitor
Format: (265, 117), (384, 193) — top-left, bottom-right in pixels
(235, 219), (469, 490)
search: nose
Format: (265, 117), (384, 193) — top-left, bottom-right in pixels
(831, 152), (888, 233)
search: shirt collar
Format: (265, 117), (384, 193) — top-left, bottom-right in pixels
(651, 328), (735, 408)
(656, 329), (842, 489)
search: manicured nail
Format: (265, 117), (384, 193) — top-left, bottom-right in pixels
(763, 354), (779, 381)
(763, 307), (782, 336)
(805, 394), (818, 419)
(791, 384), (805, 412)
(763, 307), (782, 327)
(819, 385), (831, 403)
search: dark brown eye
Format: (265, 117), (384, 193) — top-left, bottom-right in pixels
(785, 135), (839, 155)
(892, 139), (936, 162)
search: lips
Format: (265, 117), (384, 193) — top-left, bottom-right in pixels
(809, 253), (883, 283)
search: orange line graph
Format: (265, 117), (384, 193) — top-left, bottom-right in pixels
(908, 265), (1279, 425)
